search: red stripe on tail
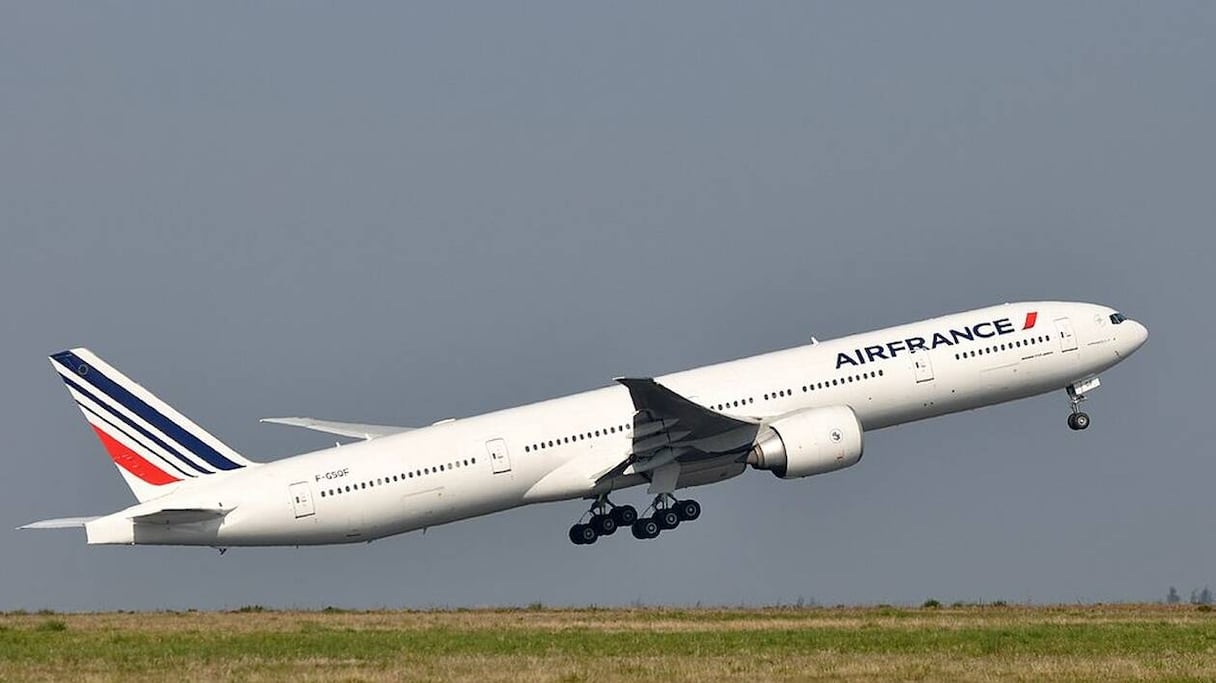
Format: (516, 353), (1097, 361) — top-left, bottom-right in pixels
(1023, 311), (1038, 329)
(89, 425), (180, 485)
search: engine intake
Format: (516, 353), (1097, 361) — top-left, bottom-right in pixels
(747, 406), (864, 479)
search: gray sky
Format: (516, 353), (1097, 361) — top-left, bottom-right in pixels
(1, 3), (1212, 611)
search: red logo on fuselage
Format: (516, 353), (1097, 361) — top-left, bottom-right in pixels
(1023, 311), (1038, 329)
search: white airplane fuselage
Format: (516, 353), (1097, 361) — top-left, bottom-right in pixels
(77, 301), (1148, 547)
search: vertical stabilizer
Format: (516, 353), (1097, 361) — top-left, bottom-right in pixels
(48, 348), (257, 502)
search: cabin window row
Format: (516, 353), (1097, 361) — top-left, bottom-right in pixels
(719, 369), (888, 412)
(524, 423), (632, 453)
(954, 334), (1051, 360)
(801, 369), (884, 394)
(318, 457), (478, 498)
(714, 397), (754, 411)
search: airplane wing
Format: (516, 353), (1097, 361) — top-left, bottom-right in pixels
(611, 377), (762, 477)
(259, 417), (411, 440)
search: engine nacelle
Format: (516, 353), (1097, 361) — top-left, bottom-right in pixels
(746, 406), (864, 479)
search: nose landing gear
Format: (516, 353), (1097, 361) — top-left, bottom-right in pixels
(1066, 379), (1099, 431)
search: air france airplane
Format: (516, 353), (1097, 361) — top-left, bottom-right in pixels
(21, 301), (1147, 548)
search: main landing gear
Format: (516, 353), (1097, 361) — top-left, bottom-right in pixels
(630, 494), (701, 540)
(1066, 379), (1099, 431)
(568, 494), (702, 545)
(568, 495), (638, 545)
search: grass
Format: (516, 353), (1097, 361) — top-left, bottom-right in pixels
(0, 604), (1214, 681)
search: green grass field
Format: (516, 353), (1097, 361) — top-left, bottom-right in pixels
(1, 604), (1214, 681)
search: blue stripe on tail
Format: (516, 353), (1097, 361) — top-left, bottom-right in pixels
(60, 374), (211, 475)
(51, 351), (244, 472)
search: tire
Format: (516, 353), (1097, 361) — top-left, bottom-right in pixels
(570, 523), (597, 545)
(656, 509), (680, 530)
(1073, 412), (1091, 430)
(569, 524), (587, 545)
(612, 505), (638, 527)
(676, 499), (701, 522)
(591, 513), (617, 536)
(632, 518), (660, 540)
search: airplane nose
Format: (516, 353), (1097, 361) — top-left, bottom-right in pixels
(1130, 320), (1149, 349)
(1120, 320), (1148, 356)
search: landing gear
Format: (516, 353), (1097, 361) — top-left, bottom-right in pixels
(631, 494), (699, 540)
(569, 494), (702, 544)
(1066, 380), (1098, 431)
(568, 495), (637, 545)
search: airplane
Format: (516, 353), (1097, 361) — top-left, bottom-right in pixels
(20, 301), (1147, 548)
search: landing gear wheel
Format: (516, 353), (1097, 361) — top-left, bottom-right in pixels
(569, 523), (597, 545)
(1068, 412), (1091, 431)
(655, 509), (681, 531)
(612, 505), (638, 527)
(675, 499), (701, 522)
(631, 517), (660, 540)
(590, 513), (617, 536)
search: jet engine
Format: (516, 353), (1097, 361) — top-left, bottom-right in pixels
(746, 406), (864, 479)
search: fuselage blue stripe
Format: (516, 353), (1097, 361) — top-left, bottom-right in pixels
(61, 375), (213, 476)
(77, 401), (196, 479)
(52, 352), (243, 471)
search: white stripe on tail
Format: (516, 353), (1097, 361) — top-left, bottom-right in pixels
(49, 348), (258, 503)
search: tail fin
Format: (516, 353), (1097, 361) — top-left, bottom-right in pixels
(49, 348), (258, 502)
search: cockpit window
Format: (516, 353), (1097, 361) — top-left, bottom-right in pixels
(1110, 312), (1128, 324)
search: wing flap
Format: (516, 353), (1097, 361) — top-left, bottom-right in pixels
(607, 378), (763, 486)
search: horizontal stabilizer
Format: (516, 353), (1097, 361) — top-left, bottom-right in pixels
(130, 508), (228, 525)
(260, 417), (410, 440)
(18, 516), (99, 530)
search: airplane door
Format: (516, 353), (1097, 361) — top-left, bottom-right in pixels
(1054, 317), (1078, 352)
(288, 481), (315, 519)
(486, 438), (512, 474)
(911, 349), (935, 383)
